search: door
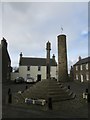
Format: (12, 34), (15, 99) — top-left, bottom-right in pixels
(37, 74), (41, 82)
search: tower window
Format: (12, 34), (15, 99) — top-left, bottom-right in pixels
(27, 66), (30, 71)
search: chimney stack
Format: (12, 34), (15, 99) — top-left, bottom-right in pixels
(20, 52), (23, 58)
(78, 56), (81, 61)
(52, 54), (55, 60)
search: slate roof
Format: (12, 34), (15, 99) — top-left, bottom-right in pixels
(19, 57), (57, 66)
(74, 56), (90, 66)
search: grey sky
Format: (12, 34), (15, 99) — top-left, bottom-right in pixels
(0, 1), (88, 72)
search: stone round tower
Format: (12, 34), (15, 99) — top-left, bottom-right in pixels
(57, 34), (68, 82)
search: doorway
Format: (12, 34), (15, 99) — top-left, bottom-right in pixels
(37, 74), (41, 82)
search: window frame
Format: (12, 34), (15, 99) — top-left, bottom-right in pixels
(27, 74), (30, 78)
(86, 74), (89, 81)
(38, 66), (41, 71)
(86, 63), (88, 70)
(27, 66), (30, 71)
(76, 74), (78, 80)
(80, 65), (83, 70)
(76, 66), (78, 71)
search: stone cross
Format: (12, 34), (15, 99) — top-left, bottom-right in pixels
(46, 41), (51, 79)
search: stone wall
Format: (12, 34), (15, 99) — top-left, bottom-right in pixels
(57, 34), (68, 82)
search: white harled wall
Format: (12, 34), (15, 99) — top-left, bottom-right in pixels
(19, 66), (57, 81)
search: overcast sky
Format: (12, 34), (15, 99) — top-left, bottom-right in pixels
(0, 1), (89, 72)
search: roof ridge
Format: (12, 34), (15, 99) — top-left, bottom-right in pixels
(20, 57), (57, 66)
(74, 56), (90, 66)
(21, 57), (54, 59)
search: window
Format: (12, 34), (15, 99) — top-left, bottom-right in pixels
(27, 66), (30, 71)
(76, 66), (78, 71)
(27, 74), (30, 78)
(38, 66), (41, 71)
(86, 63), (88, 70)
(86, 74), (89, 81)
(81, 74), (83, 82)
(80, 65), (83, 70)
(76, 74), (78, 80)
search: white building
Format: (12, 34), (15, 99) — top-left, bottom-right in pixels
(18, 53), (57, 82)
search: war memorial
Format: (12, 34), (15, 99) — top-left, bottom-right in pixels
(2, 34), (88, 118)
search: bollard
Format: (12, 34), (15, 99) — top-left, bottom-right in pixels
(68, 85), (70, 89)
(85, 88), (88, 93)
(8, 93), (12, 104)
(48, 97), (52, 110)
(25, 85), (28, 90)
(8, 88), (12, 104)
(8, 88), (11, 95)
(88, 93), (90, 102)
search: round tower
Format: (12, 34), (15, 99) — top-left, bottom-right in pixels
(57, 34), (68, 82)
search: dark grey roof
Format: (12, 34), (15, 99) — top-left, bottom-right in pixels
(19, 57), (57, 66)
(74, 56), (90, 66)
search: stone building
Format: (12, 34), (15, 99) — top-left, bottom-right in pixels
(70, 56), (90, 82)
(57, 34), (68, 82)
(19, 54), (57, 82)
(1, 38), (12, 83)
(11, 34), (69, 82)
(11, 41), (57, 81)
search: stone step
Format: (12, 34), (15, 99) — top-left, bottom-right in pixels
(66, 89), (70, 92)
(49, 93), (69, 97)
(30, 86), (63, 91)
(48, 88), (64, 91)
(71, 93), (76, 99)
(23, 93), (71, 101)
(49, 91), (67, 95)
(68, 91), (73, 96)
(21, 79), (76, 102)
(52, 96), (73, 102)
(28, 91), (65, 96)
(62, 86), (68, 91)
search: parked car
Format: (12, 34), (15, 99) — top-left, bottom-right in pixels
(14, 77), (24, 83)
(25, 77), (34, 83)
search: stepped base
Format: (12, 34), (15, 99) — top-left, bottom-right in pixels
(14, 78), (76, 103)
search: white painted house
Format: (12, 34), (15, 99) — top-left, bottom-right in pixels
(18, 53), (57, 82)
